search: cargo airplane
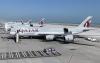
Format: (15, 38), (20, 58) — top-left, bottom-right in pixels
(8, 16), (93, 43)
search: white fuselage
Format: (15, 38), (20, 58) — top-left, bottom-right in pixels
(9, 26), (85, 37)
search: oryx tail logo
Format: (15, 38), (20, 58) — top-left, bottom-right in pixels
(84, 19), (91, 27)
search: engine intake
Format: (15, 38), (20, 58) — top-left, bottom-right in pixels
(45, 35), (55, 40)
(64, 34), (74, 42)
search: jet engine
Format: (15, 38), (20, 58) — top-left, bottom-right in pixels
(64, 34), (74, 42)
(45, 35), (55, 40)
(63, 28), (74, 43)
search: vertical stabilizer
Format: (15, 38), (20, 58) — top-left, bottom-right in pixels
(78, 16), (93, 27)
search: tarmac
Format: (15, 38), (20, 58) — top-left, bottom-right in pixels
(0, 24), (100, 63)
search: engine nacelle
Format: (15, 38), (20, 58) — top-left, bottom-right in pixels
(64, 34), (74, 42)
(45, 35), (55, 40)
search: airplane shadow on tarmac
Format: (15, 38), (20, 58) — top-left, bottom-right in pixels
(56, 39), (94, 46)
(72, 42), (94, 46)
